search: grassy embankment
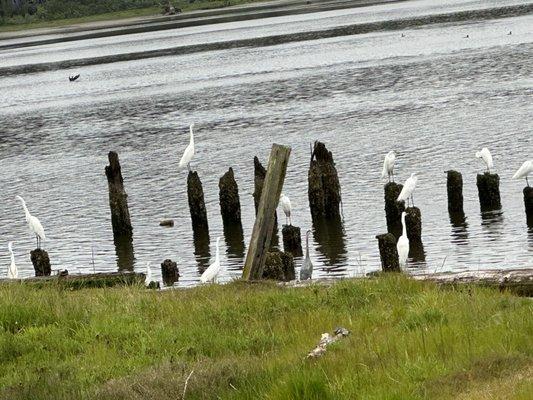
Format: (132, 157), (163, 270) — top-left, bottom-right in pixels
(0, 274), (531, 399)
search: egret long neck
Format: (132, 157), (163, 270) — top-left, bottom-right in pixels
(305, 233), (310, 258)
(19, 199), (30, 219)
(402, 214), (407, 237)
(9, 249), (15, 265)
(189, 128), (194, 145)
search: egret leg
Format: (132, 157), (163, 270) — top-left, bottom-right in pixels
(411, 193), (415, 207)
(527, 176), (530, 187)
(187, 162), (191, 172)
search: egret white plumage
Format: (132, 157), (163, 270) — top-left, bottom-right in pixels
(300, 230), (313, 280)
(200, 237), (222, 283)
(279, 193), (292, 225)
(145, 261), (152, 287)
(178, 123), (195, 171)
(7, 242), (18, 279)
(397, 173), (418, 207)
(512, 160), (533, 186)
(397, 212), (409, 269)
(381, 151), (396, 182)
(475, 148), (493, 173)
(16, 195), (45, 248)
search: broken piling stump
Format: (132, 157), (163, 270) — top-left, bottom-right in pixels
(219, 167), (242, 225)
(384, 182), (405, 238)
(114, 234), (135, 271)
(187, 171), (209, 230)
(446, 170), (464, 214)
(524, 187), (533, 224)
(262, 251), (295, 281)
(405, 207), (422, 241)
(282, 225), (303, 257)
(375, 233), (400, 272)
(476, 172), (501, 211)
(244, 144), (291, 280)
(253, 156), (279, 248)
(308, 141), (342, 219)
(161, 259), (180, 286)
(105, 151), (133, 236)
(31, 249), (51, 276)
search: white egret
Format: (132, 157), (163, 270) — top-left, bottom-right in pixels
(7, 242), (18, 279)
(16, 195), (45, 248)
(397, 173), (418, 207)
(397, 212), (409, 269)
(512, 160), (533, 186)
(200, 237), (222, 284)
(475, 148), (493, 173)
(381, 151), (396, 182)
(300, 230), (313, 280)
(145, 261), (152, 287)
(279, 193), (292, 225)
(179, 123), (195, 171)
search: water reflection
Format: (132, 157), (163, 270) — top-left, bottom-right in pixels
(113, 234), (135, 271)
(408, 239), (426, 264)
(193, 227), (210, 274)
(312, 215), (347, 274)
(480, 210), (504, 241)
(449, 211), (469, 244)
(223, 222), (245, 268)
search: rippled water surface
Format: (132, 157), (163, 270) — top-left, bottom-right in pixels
(0, 0), (532, 285)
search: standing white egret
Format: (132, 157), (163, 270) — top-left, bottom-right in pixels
(381, 151), (396, 182)
(145, 261), (152, 287)
(7, 242), (18, 279)
(200, 237), (222, 283)
(300, 230), (313, 280)
(512, 160), (533, 186)
(475, 148), (493, 173)
(16, 195), (45, 248)
(279, 193), (292, 225)
(397, 173), (418, 207)
(397, 212), (409, 269)
(179, 123), (195, 171)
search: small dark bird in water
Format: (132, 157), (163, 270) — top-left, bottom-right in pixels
(464, 34), (469, 38)
(508, 31), (512, 35)
(69, 74), (80, 82)
(401, 33), (405, 37)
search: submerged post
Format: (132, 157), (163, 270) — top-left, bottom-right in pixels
(31, 249), (51, 276)
(375, 233), (400, 272)
(476, 172), (501, 211)
(243, 144), (291, 280)
(405, 207), (422, 241)
(308, 141), (341, 219)
(219, 167), (242, 226)
(282, 225), (303, 257)
(446, 170), (464, 214)
(384, 182), (405, 238)
(105, 151), (133, 236)
(187, 171), (209, 230)
(524, 187), (533, 223)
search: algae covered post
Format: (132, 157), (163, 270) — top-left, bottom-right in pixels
(105, 151), (133, 236)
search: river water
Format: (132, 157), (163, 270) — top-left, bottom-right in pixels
(0, 0), (532, 285)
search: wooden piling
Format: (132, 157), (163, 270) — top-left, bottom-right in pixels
(375, 233), (400, 272)
(384, 182), (405, 238)
(476, 172), (501, 211)
(30, 249), (51, 276)
(113, 234), (135, 271)
(405, 207), (422, 241)
(446, 170), (464, 214)
(105, 151), (133, 236)
(243, 144), (291, 280)
(524, 187), (533, 223)
(161, 259), (180, 286)
(219, 167), (242, 225)
(282, 225), (303, 257)
(262, 251), (295, 281)
(187, 171), (209, 230)
(253, 156), (279, 248)
(308, 141), (341, 219)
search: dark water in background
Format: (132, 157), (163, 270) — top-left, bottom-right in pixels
(0, 0), (532, 285)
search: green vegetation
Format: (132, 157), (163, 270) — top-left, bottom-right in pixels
(0, 275), (531, 399)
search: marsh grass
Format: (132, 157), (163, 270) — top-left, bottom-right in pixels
(0, 275), (531, 399)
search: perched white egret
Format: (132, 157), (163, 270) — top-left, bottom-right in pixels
(200, 237), (222, 283)
(512, 160), (533, 186)
(7, 242), (18, 279)
(381, 151), (396, 182)
(145, 261), (152, 287)
(300, 230), (313, 280)
(397, 173), (418, 207)
(279, 193), (292, 225)
(397, 212), (409, 269)
(475, 148), (493, 173)
(16, 195), (45, 248)
(178, 123), (195, 171)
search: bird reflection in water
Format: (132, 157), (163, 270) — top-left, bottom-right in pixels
(311, 215), (348, 275)
(193, 226), (210, 274)
(449, 211), (469, 244)
(113, 234), (135, 272)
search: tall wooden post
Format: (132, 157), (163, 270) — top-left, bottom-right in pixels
(105, 152), (133, 236)
(243, 144), (291, 280)
(446, 170), (464, 214)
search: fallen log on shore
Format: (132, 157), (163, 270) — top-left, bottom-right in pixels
(0, 271), (145, 289)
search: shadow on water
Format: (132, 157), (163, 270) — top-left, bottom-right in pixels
(449, 211), (469, 244)
(113, 234), (135, 272)
(193, 227), (210, 274)
(480, 209), (504, 241)
(312, 215), (348, 275)
(223, 222), (246, 269)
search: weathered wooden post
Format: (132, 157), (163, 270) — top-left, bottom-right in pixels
(243, 144), (291, 280)
(262, 251), (295, 281)
(524, 187), (533, 223)
(31, 249), (51, 276)
(384, 182), (405, 238)
(282, 225), (303, 257)
(375, 233), (400, 272)
(477, 172), (501, 211)
(187, 171), (209, 230)
(308, 141), (341, 219)
(105, 151), (133, 236)
(161, 259), (180, 286)
(219, 167), (242, 225)
(114, 234), (135, 271)
(253, 156), (279, 248)
(446, 170), (464, 214)
(405, 207), (422, 241)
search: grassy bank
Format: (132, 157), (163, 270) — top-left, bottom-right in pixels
(0, 275), (531, 399)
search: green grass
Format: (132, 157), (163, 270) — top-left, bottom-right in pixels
(0, 275), (531, 399)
